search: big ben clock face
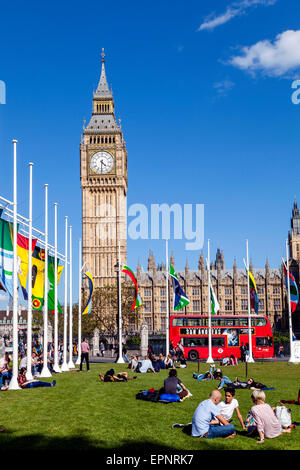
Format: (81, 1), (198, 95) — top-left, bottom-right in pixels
(90, 151), (114, 174)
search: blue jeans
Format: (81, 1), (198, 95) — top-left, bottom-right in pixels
(218, 376), (232, 389)
(24, 381), (52, 388)
(193, 373), (213, 381)
(0, 371), (12, 387)
(206, 424), (236, 439)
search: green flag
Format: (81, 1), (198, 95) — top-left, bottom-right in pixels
(210, 283), (220, 315)
(48, 255), (63, 313)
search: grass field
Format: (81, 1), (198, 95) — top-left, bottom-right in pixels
(1, 361), (299, 452)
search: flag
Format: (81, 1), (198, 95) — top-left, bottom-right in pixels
(17, 233), (37, 300)
(169, 265), (190, 311)
(32, 245), (46, 311)
(249, 270), (259, 314)
(210, 281), (220, 315)
(82, 271), (94, 315)
(122, 264), (142, 310)
(292, 331), (297, 341)
(0, 218), (15, 297)
(48, 255), (63, 313)
(283, 264), (299, 312)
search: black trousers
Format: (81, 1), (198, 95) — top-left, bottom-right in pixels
(80, 352), (90, 370)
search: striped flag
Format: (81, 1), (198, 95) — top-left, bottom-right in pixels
(17, 233), (37, 300)
(122, 264), (142, 310)
(283, 264), (299, 312)
(249, 270), (259, 314)
(82, 271), (94, 315)
(0, 218), (14, 297)
(170, 265), (190, 311)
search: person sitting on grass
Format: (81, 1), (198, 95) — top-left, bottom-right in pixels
(247, 390), (283, 444)
(161, 369), (192, 400)
(138, 355), (156, 373)
(230, 354), (238, 366)
(164, 353), (174, 369)
(191, 390), (236, 439)
(158, 353), (166, 370)
(17, 367), (56, 389)
(151, 355), (161, 372)
(128, 355), (139, 372)
(176, 354), (187, 368)
(211, 387), (246, 430)
(99, 369), (137, 382)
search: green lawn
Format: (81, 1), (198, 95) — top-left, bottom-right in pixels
(1, 362), (299, 451)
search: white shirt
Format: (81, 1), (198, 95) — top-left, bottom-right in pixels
(139, 359), (154, 373)
(19, 357), (27, 369)
(217, 398), (239, 420)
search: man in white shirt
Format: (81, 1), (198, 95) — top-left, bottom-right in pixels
(212, 388), (246, 430)
(139, 355), (156, 373)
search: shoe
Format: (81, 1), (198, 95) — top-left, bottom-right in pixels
(51, 380), (56, 387)
(172, 423), (185, 428)
(133, 376), (137, 379)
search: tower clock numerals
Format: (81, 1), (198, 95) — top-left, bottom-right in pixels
(90, 151), (114, 174)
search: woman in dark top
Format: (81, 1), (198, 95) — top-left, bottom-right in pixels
(163, 369), (191, 399)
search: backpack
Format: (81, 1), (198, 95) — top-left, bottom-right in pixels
(275, 405), (292, 428)
(159, 393), (181, 403)
(136, 389), (161, 402)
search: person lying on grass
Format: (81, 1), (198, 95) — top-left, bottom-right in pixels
(217, 375), (267, 391)
(17, 367), (56, 389)
(210, 387), (246, 430)
(99, 369), (137, 382)
(192, 390), (236, 439)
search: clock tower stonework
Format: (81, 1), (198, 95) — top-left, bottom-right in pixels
(80, 50), (127, 287)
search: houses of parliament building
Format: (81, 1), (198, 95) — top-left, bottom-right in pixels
(80, 51), (300, 337)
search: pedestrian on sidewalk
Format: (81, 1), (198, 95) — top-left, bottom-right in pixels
(80, 337), (90, 371)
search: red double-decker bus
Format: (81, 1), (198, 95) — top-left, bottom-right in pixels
(170, 314), (274, 360)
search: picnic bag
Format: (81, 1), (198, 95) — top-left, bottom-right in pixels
(136, 389), (161, 402)
(275, 405), (292, 428)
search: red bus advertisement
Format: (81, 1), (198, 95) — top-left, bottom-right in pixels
(170, 314), (274, 360)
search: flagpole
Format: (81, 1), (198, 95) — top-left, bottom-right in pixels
(117, 239), (124, 363)
(8, 139), (20, 389)
(40, 184), (52, 377)
(26, 162), (34, 381)
(53, 203), (61, 373)
(166, 239), (169, 358)
(61, 216), (69, 371)
(286, 239), (299, 363)
(207, 239), (213, 363)
(246, 239), (255, 363)
(75, 238), (82, 366)
(68, 225), (75, 369)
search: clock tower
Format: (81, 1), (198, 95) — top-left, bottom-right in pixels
(80, 49), (127, 287)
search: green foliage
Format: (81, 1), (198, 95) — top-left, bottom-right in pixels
(126, 336), (141, 346)
(273, 331), (290, 343)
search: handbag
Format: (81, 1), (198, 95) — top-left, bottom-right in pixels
(275, 405), (292, 429)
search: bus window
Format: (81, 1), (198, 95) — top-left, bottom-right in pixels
(182, 337), (207, 347)
(172, 318), (185, 326)
(238, 318), (248, 326)
(256, 337), (272, 347)
(252, 318), (267, 327)
(212, 337), (225, 347)
(187, 318), (201, 327)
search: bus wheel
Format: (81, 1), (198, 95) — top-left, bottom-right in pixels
(188, 350), (199, 361)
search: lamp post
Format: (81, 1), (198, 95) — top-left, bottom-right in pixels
(115, 241), (124, 364)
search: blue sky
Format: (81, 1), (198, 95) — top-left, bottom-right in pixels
(0, 0), (300, 305)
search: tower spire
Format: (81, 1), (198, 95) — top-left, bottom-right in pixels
(94, 48), (112, 99)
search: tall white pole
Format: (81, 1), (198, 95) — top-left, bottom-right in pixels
(117, 240), (124, 363)
(166, 239), (170, 357)
(40, 184), (51, 377)
(61, 216), (69, 371)
(68, 226), (75, 369)
(53, 203), (61, 373)
(76, 238), (82, 365)
(246, 239), (255, 363)
(26, 163), (34, 381)
(286, 240), (299, 363)
(8, 139), (20, 390)
(207, 239), (214, 363)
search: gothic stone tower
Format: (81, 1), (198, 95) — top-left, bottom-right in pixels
(80, 50), (127, 287)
